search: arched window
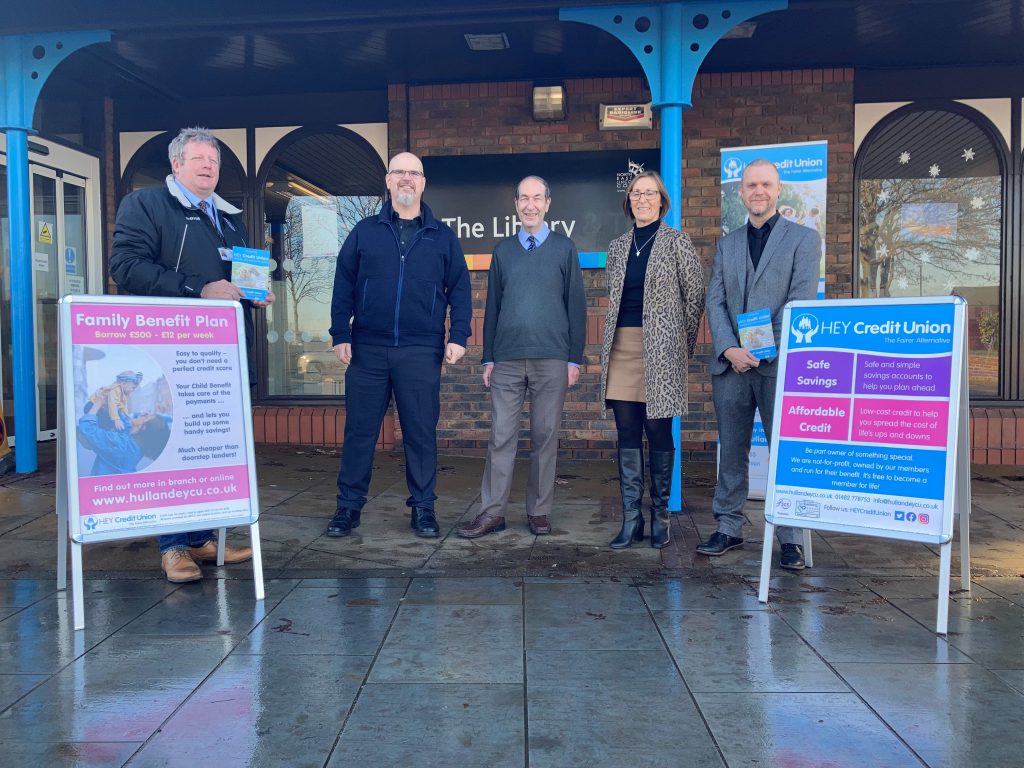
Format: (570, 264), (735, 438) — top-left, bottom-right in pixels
(257, 127), (385, 398)
(856, 104), (1005, 398)
(122, 132), (246, 208)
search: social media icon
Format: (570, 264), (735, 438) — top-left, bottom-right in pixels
(919, 513), (930, 524)
(906, 512), (917, 523)
(894, 511), (905, 521)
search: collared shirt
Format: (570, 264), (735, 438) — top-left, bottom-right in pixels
(746, 211), (780, 270)
(518, 223), (550, 250)
(173, 177), (220, 234)
(390, 208), (423, 255)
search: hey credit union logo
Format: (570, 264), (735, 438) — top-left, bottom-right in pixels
(722, 156), (744, 180)
(791, 313), (820, 344)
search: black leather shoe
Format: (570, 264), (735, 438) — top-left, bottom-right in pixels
(410, 507), (440, 538)
(780, 543), (806, 571)
(695, 531), (744, 556)
(327, 508), (360, 537)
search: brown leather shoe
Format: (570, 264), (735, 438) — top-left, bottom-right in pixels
(457, 512), (506, 539)
(161, 549), (202, 583)
(189, 539), (253, 564)
(528, 515), (551, 535)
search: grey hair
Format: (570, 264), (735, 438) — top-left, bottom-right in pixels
(168, 127), (221, 166)
(515, 175), (551, 200)
(742, 158), (781, 181)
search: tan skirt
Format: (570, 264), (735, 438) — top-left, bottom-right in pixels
(606, 326), (646, 402)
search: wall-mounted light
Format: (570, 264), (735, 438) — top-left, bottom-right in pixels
(464, 32), (509, 51)
(532, 84), (566, 121)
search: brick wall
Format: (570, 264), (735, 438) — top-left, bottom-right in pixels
(386, 70), (856, 461)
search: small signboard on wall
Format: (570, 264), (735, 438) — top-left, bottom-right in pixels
(599, 103), (653, 130)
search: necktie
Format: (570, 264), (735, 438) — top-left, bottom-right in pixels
(527, 235), (538, 251)
(198, 199), (220, 234)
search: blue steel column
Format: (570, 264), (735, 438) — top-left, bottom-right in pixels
(1, 31), (110, 472)
(659, 4), (686, 508)
(561, 1), (786, 510)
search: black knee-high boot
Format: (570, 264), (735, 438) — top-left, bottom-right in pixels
(649, 450), (674, 549)
(609, 448), (645, 548)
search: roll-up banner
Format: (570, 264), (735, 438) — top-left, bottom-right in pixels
(719, 141), (828, 499)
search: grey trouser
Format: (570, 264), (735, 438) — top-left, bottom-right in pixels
(480, 359), (568, 519)
(711, 368), (802, 545)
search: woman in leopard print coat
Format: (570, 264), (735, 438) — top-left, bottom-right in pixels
(600, 171), (706, 550)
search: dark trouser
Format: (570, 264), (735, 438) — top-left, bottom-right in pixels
(711, 369), (801, 545)
(336, 343), (442, 512)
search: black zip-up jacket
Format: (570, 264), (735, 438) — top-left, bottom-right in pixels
(109, 176), (256, 346)
(329, 199), (472, 349)
(110, 175), (248, 299)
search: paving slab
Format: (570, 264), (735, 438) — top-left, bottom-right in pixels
(835, 662), (1024, 768)
(0, 636), (238, 742)
(524, 582), (662, 651)
(695, 691), (924, 767)
(128, 653), (371, 768)
(774, 589), (973, 665)
(116, 578), (297, 637)
(327, 683), (524, 768)
(527, 650), (723, 768)
(233, 584), (401, 656)
(0, 741), (139, 767)
(370, 604), (523, 683)
(654, 610), (850, 693)
(403, 576), (523, 605)
(893, 596), (1024, 668)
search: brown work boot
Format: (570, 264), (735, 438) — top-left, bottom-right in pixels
(457, 512), (506, 539)
(528, 515), (551, 535)
(161, 549), (202, 583)
(189, 539), (253, 564)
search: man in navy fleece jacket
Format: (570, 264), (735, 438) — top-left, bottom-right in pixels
(327, 152), (472, 540)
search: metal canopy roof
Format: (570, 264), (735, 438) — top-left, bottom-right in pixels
(9, 0), (1023, 108)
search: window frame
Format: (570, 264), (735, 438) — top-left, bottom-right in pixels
(853, 100), (1013, 402)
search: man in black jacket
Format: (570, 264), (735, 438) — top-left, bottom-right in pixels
(110, 126), (273, 583)
(327, 152), (472, 539)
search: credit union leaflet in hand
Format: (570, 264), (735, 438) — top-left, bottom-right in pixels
(737, 308), (777, 359)
(231, 247), (270, 302)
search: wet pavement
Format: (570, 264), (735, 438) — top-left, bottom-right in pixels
(0, 444), (1023, 766)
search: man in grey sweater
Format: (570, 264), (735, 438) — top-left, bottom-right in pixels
(458, 176), (587, 538)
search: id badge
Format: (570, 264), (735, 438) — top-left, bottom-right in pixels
(218, 247), (233, 262)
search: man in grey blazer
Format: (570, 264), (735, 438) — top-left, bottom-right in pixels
(698, 159), (821, 570)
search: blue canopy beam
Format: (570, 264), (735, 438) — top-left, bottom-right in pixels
(1, 30), (110, 473)
(559, 1), (787, 510)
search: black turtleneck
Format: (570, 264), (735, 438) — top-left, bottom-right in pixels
(617, 219), (660, 328)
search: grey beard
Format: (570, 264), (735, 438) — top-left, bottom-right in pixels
(395, 191), (415, 207)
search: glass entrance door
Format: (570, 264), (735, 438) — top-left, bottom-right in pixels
(30, 167), (60, 439)
(0, 137), (101, 444)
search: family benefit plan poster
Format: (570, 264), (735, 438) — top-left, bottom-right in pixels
(63, 297), (258, 543)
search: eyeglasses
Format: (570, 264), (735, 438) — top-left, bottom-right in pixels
(628, 190), (660, 201)
(388, 169), (424, 178)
